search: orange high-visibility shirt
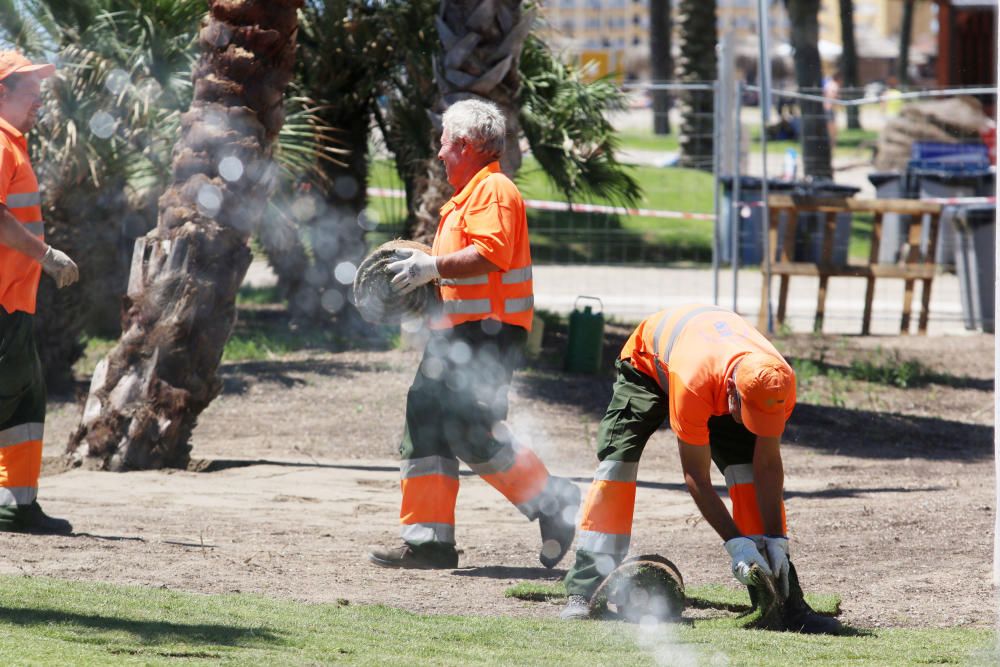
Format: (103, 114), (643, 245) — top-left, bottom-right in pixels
(620, 304), (796, 445)
(431, 162), (533, 330)
(0, 115), (44, 315)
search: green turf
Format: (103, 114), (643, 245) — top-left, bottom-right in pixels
(2, 575), (994, 666)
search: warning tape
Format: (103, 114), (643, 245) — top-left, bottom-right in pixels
(366, 187), (717, 221)
(737, 195), (996, 208)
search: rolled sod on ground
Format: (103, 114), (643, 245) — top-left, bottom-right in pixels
(353, 240), (441, 324)
(591, 554), (686, 622)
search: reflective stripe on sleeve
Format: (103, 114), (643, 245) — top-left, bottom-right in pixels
(449, 275), (489, 286)
(577, 529), (631, 557)
(400, 522), (455, 544)
(594, 460), (638, 483)
(0, 423), (44, 448)
(501, 266), (532, 284)
(400, 455), (460, 480)
(723, 463), (754, 487)
(6, 192), (41, 208)
(443, 298), (491, 315)
(0, 486), (37, 506)
(22, 221), (44, 235)
(504, 296), (533, 314)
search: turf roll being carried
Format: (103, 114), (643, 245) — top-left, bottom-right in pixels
(353, 240), (441, 325)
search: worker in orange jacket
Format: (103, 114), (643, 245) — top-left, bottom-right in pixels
(368, 99), (579, 570)
(560, 304), (841, 634)
(0, 52), (80, 534)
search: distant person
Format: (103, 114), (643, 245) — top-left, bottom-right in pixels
(367, 99), (580, 570)
(0, 51), (79, 534)
(559, 305), (842, 634)
(823, 72), (841, 150)
(882, 75), (903, 118)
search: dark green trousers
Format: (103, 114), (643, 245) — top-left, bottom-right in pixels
(564, 358), (757, 598)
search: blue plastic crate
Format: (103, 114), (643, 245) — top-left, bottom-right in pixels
(910, 141), (990, 169)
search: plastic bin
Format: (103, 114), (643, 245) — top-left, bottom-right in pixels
(868, 172), (911, 264)
(791, 181), (861, 266)
(719, 176), (795, 265)
(912, 166), (991, 268)
(953, 204), (995, 332)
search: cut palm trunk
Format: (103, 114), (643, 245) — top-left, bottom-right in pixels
(67, 0), (304, 470)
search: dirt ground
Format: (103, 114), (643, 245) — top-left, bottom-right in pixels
(3, 317), (996, 631)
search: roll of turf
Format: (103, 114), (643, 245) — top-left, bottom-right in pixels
(353, 240), (441, 324)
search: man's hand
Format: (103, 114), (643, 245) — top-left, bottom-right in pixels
(724, 536), (773, 586)
(764, 536), (790, 597)
(40, 246), (79, 288)
(388, 248), (439, 295)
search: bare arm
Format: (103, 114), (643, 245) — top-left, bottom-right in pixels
(678, 438), (741, 541)
(0, 203), (45, 260)
(436, 245), (500, 279)
(752, 435), (785, 536)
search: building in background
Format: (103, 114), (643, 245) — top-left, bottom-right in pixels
(537, 0), (942, 86)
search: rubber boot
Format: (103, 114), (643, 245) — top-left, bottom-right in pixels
(781, 561), (843, 635)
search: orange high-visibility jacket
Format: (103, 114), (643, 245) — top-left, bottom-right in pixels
(620, 304), (797, 445)
(431, 162), (533, 331)
(0, 116), (44, 315)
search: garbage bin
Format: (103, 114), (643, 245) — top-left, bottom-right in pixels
(912, 166), (991, 268)
(791, 181), (861, 266)
(868, 172), (911, 264)
(719, 176), (795, 265)
(953, 204), (996, 332)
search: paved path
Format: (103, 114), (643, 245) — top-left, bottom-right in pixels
(245, 260), (976, 336)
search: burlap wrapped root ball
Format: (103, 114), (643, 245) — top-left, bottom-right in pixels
(591, 554), (685, 623)
(353, 240), (442, 325)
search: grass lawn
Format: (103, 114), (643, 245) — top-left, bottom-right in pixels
(0, 575), (994, 666)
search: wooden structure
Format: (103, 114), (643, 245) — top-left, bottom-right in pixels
(760, 195), (944, 335)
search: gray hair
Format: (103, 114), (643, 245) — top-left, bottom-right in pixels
(441, 99), (505, 160)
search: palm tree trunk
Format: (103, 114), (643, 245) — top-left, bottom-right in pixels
(784, 0), (832, 179)
(898, 0), (915, 86)
(650, 0), (673, 135)
(838, 0), (861, 130)
(675, 0), (717, 170)
(67, 0), (303, 470)
(410, 0), (535, 242)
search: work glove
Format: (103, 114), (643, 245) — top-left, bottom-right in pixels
(388, 248), (439, 296)
(40, 245), (79, 289)
(724, 536), (773, 586)
(764, 536), (790, 598)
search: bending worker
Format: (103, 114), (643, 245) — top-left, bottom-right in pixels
(0, 52), (79, 534)
(368, 99), (579, 570)
(560, 304), (841, 634)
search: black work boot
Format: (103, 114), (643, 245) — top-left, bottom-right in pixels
(0, 502), (73, 535)
(560, 594), (592, 620)
(368, 542), (458, 569)
(538, 476), (581, 569)
(782, 561), (843, 635)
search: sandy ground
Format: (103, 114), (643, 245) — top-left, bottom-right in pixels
(4, 327), (996, 631)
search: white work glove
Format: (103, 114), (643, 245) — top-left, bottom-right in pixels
(724, 536), (773, 586)
(764, 536), (790, 598)
(40, 246), (79, 289)
(388, 248), (439, 296)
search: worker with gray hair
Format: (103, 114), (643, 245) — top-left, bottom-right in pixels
(369, 98), (580, 570)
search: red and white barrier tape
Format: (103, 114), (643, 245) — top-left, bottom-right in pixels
(367, 187), (717, 221)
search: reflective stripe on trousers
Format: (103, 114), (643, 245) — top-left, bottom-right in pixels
(399, 455), (460, 545)
(575, 459), (638, 558)
(467, 443), (550, 520)
(721, 462), (787, 536)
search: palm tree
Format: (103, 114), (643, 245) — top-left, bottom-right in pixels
(675, 0), (716, 170)
(784, 0), (832, 179)
(649, 0), (673, 135)
(67, 0), (304, 470)
(409, 0), (536, 243)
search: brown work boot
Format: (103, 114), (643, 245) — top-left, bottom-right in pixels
(0, 502), (73, 535)
(538, 476), (581, 569)
(368, 543), (458, 569)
